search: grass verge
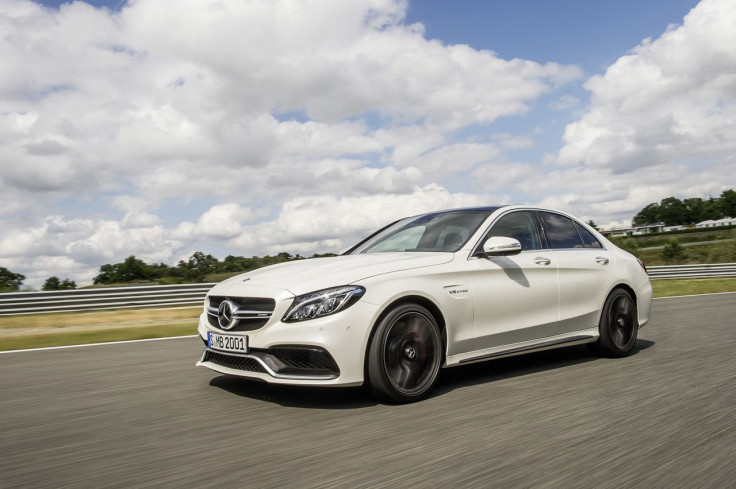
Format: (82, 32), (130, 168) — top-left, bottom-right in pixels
(0, 307), (202, 352)
(0, 322), (197, 352)
(650, 277), (736, 298)
(2, 279), (736, 352)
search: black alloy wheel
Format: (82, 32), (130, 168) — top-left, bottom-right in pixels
(592, 288), (639, 358)
(367, 303), (443, 403)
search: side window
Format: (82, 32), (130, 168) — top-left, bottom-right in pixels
(574, 222), (603, 249)
(538, 212), (584, 249)
(485, 211), (541, 251)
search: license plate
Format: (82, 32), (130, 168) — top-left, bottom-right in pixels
(208, 332), (248, 353)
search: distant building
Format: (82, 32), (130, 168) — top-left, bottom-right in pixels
(696, 217), (735, 228)
(600, 222), (665, 238)
(663, 225), (687, 232)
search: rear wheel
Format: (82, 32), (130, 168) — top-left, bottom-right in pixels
(367, 304), (443, 403)
(591, 288), (638, 357)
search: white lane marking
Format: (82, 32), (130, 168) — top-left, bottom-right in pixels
(654, 291), (736, 300)
(0, 335), (199, 355)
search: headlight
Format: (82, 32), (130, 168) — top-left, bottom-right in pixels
(283, 286), (365, 322)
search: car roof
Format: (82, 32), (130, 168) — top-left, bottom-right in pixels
(416, 206), (506, 217)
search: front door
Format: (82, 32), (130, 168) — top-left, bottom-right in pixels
(470, 210), (560, 350)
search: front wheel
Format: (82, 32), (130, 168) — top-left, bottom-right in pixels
(591, 288), (639, 358)
(367, 304), (443, 403)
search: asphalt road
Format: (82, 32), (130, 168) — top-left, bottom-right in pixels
(1, 294), (734, 488)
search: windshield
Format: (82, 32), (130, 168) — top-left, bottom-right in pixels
(348, 210), (494, 254)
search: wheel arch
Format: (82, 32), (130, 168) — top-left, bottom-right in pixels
(362, 295), (448, 383)
(597, 282), (638, 325)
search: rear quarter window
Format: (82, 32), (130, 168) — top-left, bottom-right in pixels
(574, 222), (603, 249)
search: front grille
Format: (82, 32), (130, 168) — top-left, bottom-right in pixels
(209, 296), (275, 312)
(202, 350), (267, 373)
(206, 296), (276, 332)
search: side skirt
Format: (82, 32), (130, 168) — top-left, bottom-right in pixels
(445, 329), (599, 367)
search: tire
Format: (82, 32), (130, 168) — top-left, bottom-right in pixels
(591, 288), (639, 358)
(367, 303), (443, 403)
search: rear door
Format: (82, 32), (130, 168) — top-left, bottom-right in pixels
(536, 211), (614, 334)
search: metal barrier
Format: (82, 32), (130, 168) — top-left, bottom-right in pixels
(0, 283), (215, 316)
(647, 263), (736, 279)
(0, 263), (734, 316)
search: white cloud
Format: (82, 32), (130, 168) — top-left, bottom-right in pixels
(121, 210), (163, 229)
(542, 0), (736, 226)
(229, 184), (489, 254)
(194, 203), (255, 240)
(557, 0), (736, 174)
(0, 0), (578, 205)
(0, 213), (193, 287)
(21, 0), (736, 287)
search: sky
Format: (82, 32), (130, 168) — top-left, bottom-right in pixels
(1, 0), (735, 288)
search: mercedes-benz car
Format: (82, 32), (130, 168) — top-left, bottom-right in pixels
(196, 205), (652, 403)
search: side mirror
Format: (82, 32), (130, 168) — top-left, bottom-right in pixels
(480, 236), (522, 256)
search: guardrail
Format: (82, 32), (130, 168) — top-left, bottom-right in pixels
(0, 283), (215, 316)
(0, 263), (734, 316)
(647, 263), (736, 279)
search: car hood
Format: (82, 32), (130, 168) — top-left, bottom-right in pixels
(212, 252), (454, 297)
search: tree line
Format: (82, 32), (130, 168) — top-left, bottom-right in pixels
(632, 189), (736, 226)
(92, 251), (336, 285)
(0, 251), (337, 292)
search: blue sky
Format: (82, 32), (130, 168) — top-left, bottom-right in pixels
(406, 1), (699, 67)
(1, 0), (734, 287)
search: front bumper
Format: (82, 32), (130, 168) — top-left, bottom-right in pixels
(196, 300), (379, 386)
(198, 344), (340, 380)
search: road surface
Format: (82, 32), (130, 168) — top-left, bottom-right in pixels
(1, 294), (734, 488)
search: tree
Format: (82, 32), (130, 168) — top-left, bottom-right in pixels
(703, 197), (722, 221)
(720, 189), (736, 217)
(683, 198), (705, 224)
(0, 266), (25, 293)
(633, 203), (660, 226)
(657, 197), (688, 226)
(93, 256), (149, 284)
(630, 188), (735, 227)
(42, 276), (77, 291)
(186, 252), (219, 275)
(586, 220), (598, 230)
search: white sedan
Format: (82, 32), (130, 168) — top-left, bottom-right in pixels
(197, 205), (652, 403)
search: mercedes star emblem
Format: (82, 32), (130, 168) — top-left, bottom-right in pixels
(218, 299), (238, 330)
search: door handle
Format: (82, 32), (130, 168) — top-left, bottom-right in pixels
(595, 256), (609, 265)
(534, 257), (551, 266)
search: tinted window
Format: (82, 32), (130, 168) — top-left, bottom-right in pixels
(539, 212), (584, 249)
(485, 211), (541, 251)
(574, 222), (603, 249)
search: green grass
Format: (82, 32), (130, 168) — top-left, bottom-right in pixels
(634, 239), (736, 266)
(2, 278), (735, 352)
(0, 307), (202, 352)
(0, 322), (198, 352)
(650, 278), (736, 298)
